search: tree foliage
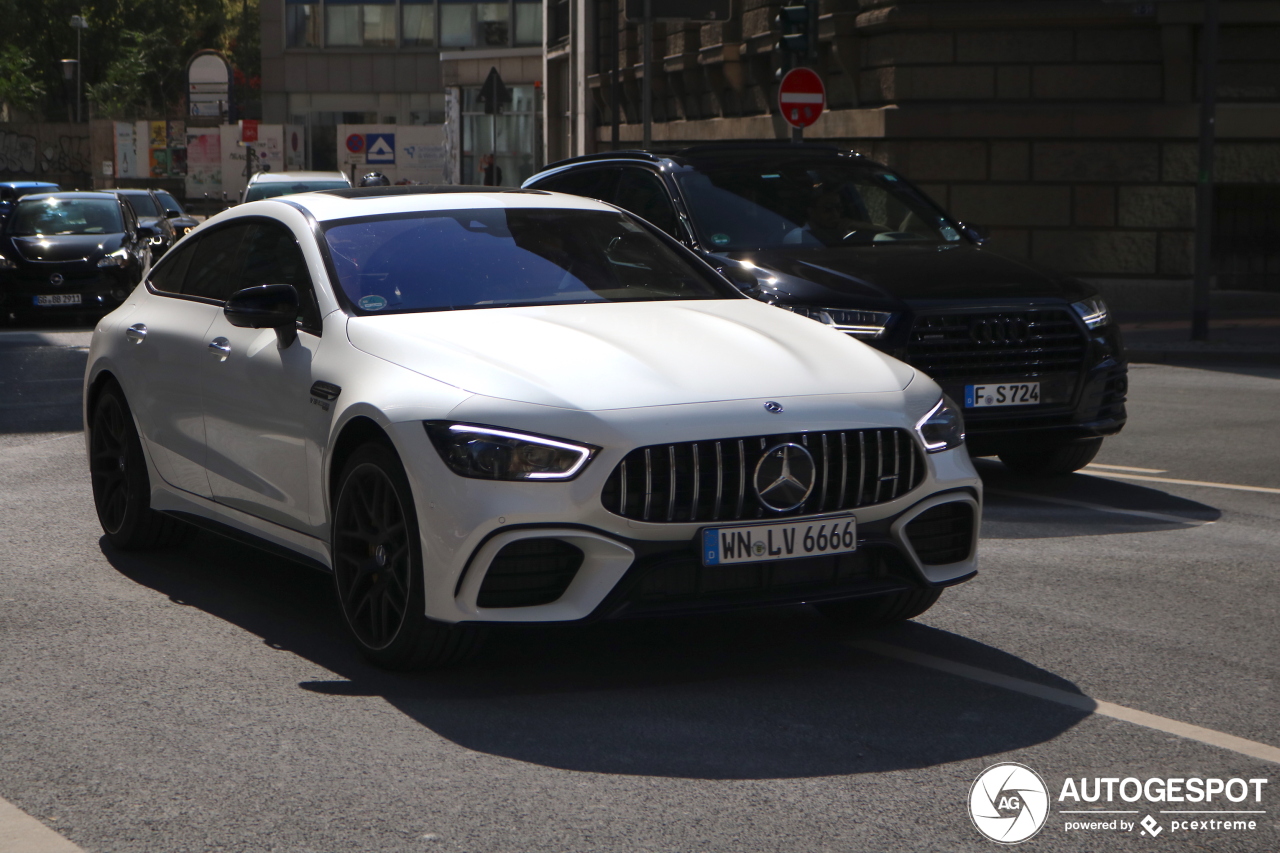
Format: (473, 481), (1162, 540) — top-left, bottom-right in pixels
(0, 0), (260, 121)
(0, 45), (47, 119)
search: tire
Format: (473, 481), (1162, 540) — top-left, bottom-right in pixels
(88, 381), (193, 550)
(815, 587), (942, 630)
(331, 443), (483, 670)
(997, 437), (1103, 477)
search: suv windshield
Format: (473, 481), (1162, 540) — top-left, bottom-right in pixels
(9, 198), (123, 236)
(245, 181), (351, 202)
(674, 159), (961, 251)
(325, 207), (733, 314)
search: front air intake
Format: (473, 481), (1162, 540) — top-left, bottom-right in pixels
(477, 538), (584, 608)
(904, 502), (974, 565)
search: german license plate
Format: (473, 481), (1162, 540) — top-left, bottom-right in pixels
(965, 382), (1040, 407)
(701, 514), (856, 566)
(33, 293), (82, 306)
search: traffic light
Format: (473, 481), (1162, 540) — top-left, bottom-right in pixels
(776, 3), (814, 60)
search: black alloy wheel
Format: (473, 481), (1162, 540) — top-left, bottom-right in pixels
(331, 443), (482, 669)
(88, 380), (191, 549)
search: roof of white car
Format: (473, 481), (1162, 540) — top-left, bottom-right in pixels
(259, 186), (618, 222)
(246, 170), (350, 185)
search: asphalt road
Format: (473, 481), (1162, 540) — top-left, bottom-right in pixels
(1, 328), (1276, 852)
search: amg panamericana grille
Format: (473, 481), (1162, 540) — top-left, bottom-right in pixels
(601, 429), (925, 523)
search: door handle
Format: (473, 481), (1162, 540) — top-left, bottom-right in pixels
(207, 337), (231, 361)
(125, 323), (147, 344)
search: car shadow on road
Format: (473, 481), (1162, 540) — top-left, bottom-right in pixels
(974, 458), (1221, 539)
(103, 530), (1090, 781)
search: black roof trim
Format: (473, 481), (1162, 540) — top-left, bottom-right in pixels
(317, 185), (552, 199)
(540, 142), (858, 173)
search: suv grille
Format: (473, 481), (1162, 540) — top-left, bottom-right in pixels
(601, 429), (924, 524)
(905, 309), (1087, 380)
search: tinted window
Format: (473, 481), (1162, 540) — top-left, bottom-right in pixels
(324, 208), (732, 315)
(148, 238), (198, 294)
(674, 160), (960, 251)
(240, 221), (320, 329)
(121, 193), (161, 217)
(614, 168), (678, 235)
(154, 190), (184, 215)
(183, 224), (249, 301)
(530, 167), (619, 203)
(9, 198), (123, 236)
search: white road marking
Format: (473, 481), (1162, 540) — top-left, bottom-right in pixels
(1086, 463), (1168, 474)
(985, 488), (1213, 526)
(0, 795), (84, 853)
(1082, 469), (1280, 496)
(852, 641), (1280, 766)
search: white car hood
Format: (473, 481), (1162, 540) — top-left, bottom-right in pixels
(346, 300), (914, 411)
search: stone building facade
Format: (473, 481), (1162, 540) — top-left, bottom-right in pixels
(549, 0), (1280, 289)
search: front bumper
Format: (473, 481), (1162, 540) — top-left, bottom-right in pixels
(384, 403), (981, 625)
(1, 269), (135, 315)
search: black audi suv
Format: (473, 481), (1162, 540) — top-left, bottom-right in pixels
(524, 144), (1127, 475)
(0, 192), (156, 323)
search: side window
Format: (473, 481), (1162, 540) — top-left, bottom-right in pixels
(531, 167), (620, 204)
(613, 168), (679, 236)
(183, 223), (250, 302)
(241, 221), (322, 331)
(120, 200), (138, 234)
(147, 237), (198, 294)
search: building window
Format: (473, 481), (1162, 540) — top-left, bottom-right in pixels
(441, 0), (509, 48)
(514, 2), (541, 46)
(402, 0), (436, 46)
(286, 1), (321, 47)
(326, 2), (397, 47)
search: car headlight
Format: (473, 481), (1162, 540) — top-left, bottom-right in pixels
(0, 254), (15, 271)
(425, 422), (598, 481)
(97, 248), (130, 269)
(182, 226), (194, 235)
(1071, 295), (1109, 329)
(914, 395), (965, 453)
(149, 235), (166, 245)
(783, 305), (895, 339)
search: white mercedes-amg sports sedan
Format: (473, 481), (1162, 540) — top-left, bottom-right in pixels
(84, 187), (981, 669)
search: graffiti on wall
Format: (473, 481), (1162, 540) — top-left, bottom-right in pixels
(0, 129), (91, 179)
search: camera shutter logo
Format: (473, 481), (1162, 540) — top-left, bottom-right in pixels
(969, 762), (1050, 844)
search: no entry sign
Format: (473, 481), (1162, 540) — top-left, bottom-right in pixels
(779, 67), (825, 129)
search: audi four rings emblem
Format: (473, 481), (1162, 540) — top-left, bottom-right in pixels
(764, 401), (784, 413)
(753, 443), (816, 512)
(50, 274), (64, 286)
(971, 316), (1030, 345)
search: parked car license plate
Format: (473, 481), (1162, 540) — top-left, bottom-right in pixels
(702, 515), (856, 566)
(965, 382), (1040, 407)
(33, 294), (82, 306)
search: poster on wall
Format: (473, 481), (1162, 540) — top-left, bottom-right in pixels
(285, 125), (305, 171)
(114, 122), (137, 179)
(184, 129), (221, 200)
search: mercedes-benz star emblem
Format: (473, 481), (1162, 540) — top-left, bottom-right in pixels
(49, 274), (64, 286)
(764, 401), (784, 413)
(753, 442), (816, 512)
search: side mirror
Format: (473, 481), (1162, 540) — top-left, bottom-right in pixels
(225, 284), (299, 347)
(958, 222), (987, 245)
(136, 223), (161, 239)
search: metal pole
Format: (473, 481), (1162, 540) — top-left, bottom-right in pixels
(611, 0), (620, 148)
(1191, 0), (1219, 342)
(642, 0), (651, 150)
(491, 112), (498, 185)
(75, 27), (81, 123)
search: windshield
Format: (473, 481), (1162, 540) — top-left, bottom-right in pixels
(154, 190), (184, 215)
(9, 198), (123, 236)
(121, 193), (161, 218)
(674, 160), (961, 251)
(324, 207), (734, 315)
(245, 181), (351, 202)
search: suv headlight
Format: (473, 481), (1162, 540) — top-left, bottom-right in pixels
(0, 254), (16, 270)
(97, 248), (130, 269)
(425, 422), (598, 481)
(915, 395), (965, 453)
(1071, 295), (1109, 329)
(782, 305), (895, 339)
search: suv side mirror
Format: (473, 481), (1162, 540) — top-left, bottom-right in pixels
(136, 223), (161, 239)
(225, 284), (299, 347)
